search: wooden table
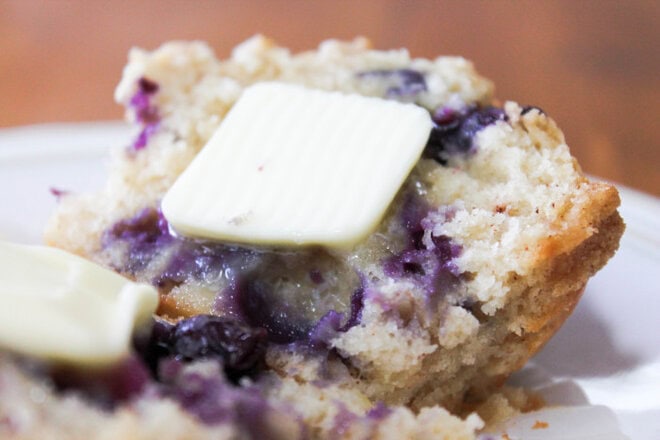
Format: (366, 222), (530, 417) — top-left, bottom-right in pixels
(1, 0), (658, 196)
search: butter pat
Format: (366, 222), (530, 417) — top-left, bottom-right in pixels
(0, 242), (158, 365)
(162, 82), (433, 247)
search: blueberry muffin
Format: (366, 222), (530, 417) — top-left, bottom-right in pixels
(2, 36), (623, 439)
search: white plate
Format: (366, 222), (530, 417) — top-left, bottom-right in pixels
(1, 122), (659, 439)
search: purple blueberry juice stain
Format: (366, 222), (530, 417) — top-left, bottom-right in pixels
(219, 250), (361, 345)
(169, 371), (227, 423)
(307, 310), (344, 349)
(330, 403), (359, 438)
(128, 77), (161, 151)
(383, 194), (461, 300)
(132, 123), (159, 150)
(400, 193), (432, 249)
(340, 286), (365, 331)
(49, 187), (69, 200)
(424, 105), (507, 164)
(307, 283), (365, 349)
(51, 356), (152, 409)
(366, 401), (392, 420)
(105, 209), (363, 347)
(357, 68), (427, 99)
(154, 241), (258, 292)
(155, 359), (307, 437)
(103, 207), (173, 274)
(157, 359), (295, 436)
(329, 401), (392, 438)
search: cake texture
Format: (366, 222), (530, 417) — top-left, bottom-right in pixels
(1, 36), (623, 439)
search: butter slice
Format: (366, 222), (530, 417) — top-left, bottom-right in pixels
(162, 82), (432, 247)
(0, 242), (158, 365)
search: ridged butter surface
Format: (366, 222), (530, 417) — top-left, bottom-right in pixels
(162, 82), (433, 247)
(0, 242), (158, 365)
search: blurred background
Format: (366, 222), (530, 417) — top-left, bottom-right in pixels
(0, 0), (658, 195)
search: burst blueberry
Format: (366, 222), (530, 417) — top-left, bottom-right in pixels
(170, 315), (267, 378)
(424, 106), (507, 164)
(140, 315), (268, 383)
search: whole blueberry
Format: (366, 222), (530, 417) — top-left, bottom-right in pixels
(171, 315), (268, 373)
(138, 315), (269, 382)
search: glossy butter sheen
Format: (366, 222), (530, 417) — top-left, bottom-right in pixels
(162, 82), (433, 248)
(0, 242), (158, 365)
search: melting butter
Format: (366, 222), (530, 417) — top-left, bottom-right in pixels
(162, 82), (432, 248)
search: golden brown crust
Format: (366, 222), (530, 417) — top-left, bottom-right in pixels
(536, 180), (621, 262)
(410, 201), (624, 412)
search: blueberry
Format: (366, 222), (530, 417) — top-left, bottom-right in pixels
(366, 402), (392, 420)
(431, 106), (464, 128)
(137, 315), (268, 383)
(130, 77), (160, 123)
(307, 284), (365, 349)
(106, 208), (169, 242)
(238, 278), (311, 344)
(424, 106), (507, 164)
(103, 208), (173, 274)
(307, 310), (344, 348)
(128, 76), (161, 150)
(383, 249), (427, 279)
(430, 234), (461, 262)
(384, 241), (460, 298)
(460, 107), (507, 139)
(339, 286), (364, 331)
(138, 77), (159, 95)
(169, 315), (268, 378)
(357, 69), (427, 98)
